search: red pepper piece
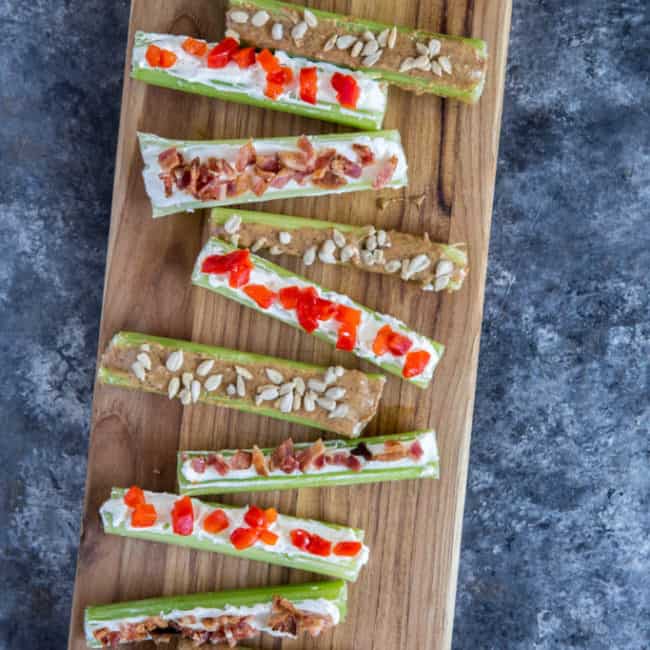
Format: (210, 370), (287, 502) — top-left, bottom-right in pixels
(145, 44), (162, 67)
(331, 72), (360, 109)
(335, 304), (361, 327)
(299, 67), (318, 104)
(336, 324), (356, 351)
(279, 286), (301, 309)
(229, 265), (250, 288)
(264, 507), (278, 525)
(307, 533), (332, 557)
(244, 505), (267, 529)
(123, 485), (145, 508)
(203, 509), (229, 534)
(403, 350), (431, 378)
(259, 529), (279, 546)
(131, 503), (157, 528)
(159, 49), (178, 68)
(264, 81), (284, 100)
(232, 46), (256, 68)
(314, 296), (337, 321)
(333, 541), (362, 557)
(182, 37), (208, 57)
(230, 527), (259, 550)
(256, 48), (280, 73)
(207, 37), (239, 68)
(267, 66), (293, 86)
(387, 330), (413, 356)
(296, 293), (320, 333)
(372, 324), (392, 356)
(171, 496), (194, 536)
(243, 284), (277, 309)
(290, 528), (311, 551)
(201, 250), (251, 274)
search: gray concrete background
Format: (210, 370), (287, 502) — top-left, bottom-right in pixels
(0, 1), (648, 648)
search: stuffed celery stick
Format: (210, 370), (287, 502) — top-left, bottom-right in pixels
(98, 331), (385, 437)
(211, 207), (469, 292)
(178, 430), (439, 495)
(139, 130), (407, 218)
(132, 31), (388, 130)
(226, 0), (488, 102)
(192, 239), (444, 387)
(100, 488), (368, 581)
(85, 579), (346, 647)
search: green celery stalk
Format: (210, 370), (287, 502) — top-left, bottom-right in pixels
(138, 130), (407, 218)
(85, 580), (346, 648)
(192, 239), (444, 387)
(178, 430), (439, 495)
(131, 31), (387, 130)
(98, 331), (385, 437)
(210, 206), (469, 291)
(227, 0), (487, 103)
(100, 489), (368, 582)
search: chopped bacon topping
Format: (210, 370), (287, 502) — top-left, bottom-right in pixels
(269, 438), (300, 474)
(190, 457), (206, 474)
(372, 154), (398, 189)
(268, 595), (333, 638)
(158, 147), (183, 172)
(296, 438), (325, 471)
(235, 140), (256, 172)
(206, 453), (230, 476)
(353, 143), (375, 166)
(330, 154), (362, 179)
(252, 444), (269, 476)
(229, 450), (252, 470)
(256, 153), (280, 172)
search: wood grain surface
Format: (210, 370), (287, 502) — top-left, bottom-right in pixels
(67, 1), (511, 648)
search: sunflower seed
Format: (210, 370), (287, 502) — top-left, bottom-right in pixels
(307, 378), (326, 393)
(131, 361), (146, 382)
(293, 376), (306, 395)
(323, 366), (338, 385)
(362, 39), (379, 56)
(362, 51), (382, 67)
(351, 40), (363, 57)
(303, 391), (316, 411)
(251, 237), (267, 252)
(271, 22), (284, 40)
(377, 28), (389, 47)
(136, 352), (152, 371)
(328, 403), (349, 419)
(377, 230), (389, 247)
(335, 365), (345, 377)
(204, 374), (223, 392)
(400, 258), (411, 279)
(303, 8), (318, 27)
(258, 386), (279, 401)
(236, 366), (253, 380)
(278, 391), (293, 413)
(372, 249), (385, 264)
(435, 259), (454, 291)
(336, 34), (357, 50)
(229, 234), (240, 247)
(409, 254), (431, 276)
(255, 394), (264, 406)
(226, 383), (236, 396)
(191, 380), (201, 403)
(278, 231), (292, 245)
(196, 359), (215, 377)
(422, 283), (434, 291)
(428, 38), (441, 56)
(166, 350), (183, 372)
(179, 388), (192, 406)
(265, 368), (284, 384)
(225, 28), (240, 41)
(362, 30), (375, 41)
(414, 55), (431, 71)
(293, 392), (302, 411)
(431, 61), (443, 76)
(360, 250), (374, 266)
(332, 229), (346, 248)
(251, 10), (270, 26)
(323, 33), (338, 51)
(399, 57), (415, 73)
(182, 372), (193, 388)
(168, 377), (180, 399)
(340, 244), (358, 263)
(325, 386), (346, 400)
(365, 234), (377, 251)
(269, 245), (283, 255)
(416, 42), (429, 56)
(292, 21), (308, 41)
(229, 10), (249, 24)
(439, 56), (452, 74)
(279, 382), (295, 396)
(388, 26), (398, 49)
(384, 259), (401, 273)
(140, 343), (151, 352)
(224, 214), (241, 234)
(316, 396), (336, 411)
(303, 245), (317, 266)
(319, 239), (337, 263)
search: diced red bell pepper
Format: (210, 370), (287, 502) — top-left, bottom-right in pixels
(207, 37), (239, 68)
(336, 324), (357, 351)
(232, 46), (256, 68)
(333, 541), (362, 557)
(279, 286), (301, 309)
(256, 48), (280, 73)
(182, 37), (208, 57)
(131, 503), (157, 528)
(403, 350), (431, 378)
(314, 296), (337, 321)
(160, 49), (178, 68)
(201, 250), (251, 274)
(171, 496), (194, 536)
(264, 507), (278, 525)
(230, 527), (259, 550)
(229, 265), (250, 288)
(372, 324), (392, 356)
(243, 284), (277, 309)
(331, 72), (360, 109)
(296, 291), (320, 333)
(267, 66), (293, 86)
(307, 533), (332, 557)
(145, 44), (162, 67)
(299, 67), (318, 104)
(203, 509), (229, 534)
(123, 485), (145, 508)
(243, 505), (267, 529)
(335, 304), (361, 327)
(387, 330), (413, 356)
(264, 81), (284, 100)
(290, 528), (311, 551)
(259, 529), (279, 546)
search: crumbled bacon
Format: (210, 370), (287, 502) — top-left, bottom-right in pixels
(330, 154), (362, 179)
(278, 150), (313, 173)
(188, 157), (201, 196)
(252, 444), (269, 476)
(313, 170), (347, 189)
(158, 172), (174, 197)
(353, 143), (375, 166)
(230, 450), (253, 470)
(296, 439), (325, 471)
(374, 439), (408, 461)
(256, 153), (280, 173)
(408, 439), (424, 460)
(198, 176), (228, 201)
(206, 453), (230, 476)
(158, 147), (183, 172)
(270, 168), (294, 188)
(268, 595), (333, 638)
(227, 173), (249, 197)
(235, 140), (256, 171)
(312, 148), (337, 180)
(190, 457), (206, 474)
(269, 438), (300, 474)
(372, 154), (398, 189)
(297, 134), (316, 165)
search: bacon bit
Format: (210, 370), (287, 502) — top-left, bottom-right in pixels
(206, 453), (230, 476)
(123, 485), (145, 508)
(297, 439), (326, 471)
(182, 37), (208, 57)
(374, 439), (408, 462)
(333, 540), (363, 557)
(313, 169), (347, 189)
(372, 154), (398, 189)
(229, 450), (253, 470)
(278, 150), (312, 173)
(203, 508), (229, 534)
(235, 140), (256, 171)
(243, 284), (277, 309)
(269, 438), (300, 474)
(250, 174), (269, 197)
(230, 526), (259, 550)
(330, 154), (362, 179)
(187, 157), (201, 196)
(351, 441), (373, 461)
(244, 505), (267, 529)
(256, 153), (280, 173)
(171, 496), (194, 535)
(297, 135), (316, 164)
(259, 529), (279, 546)
(131, 503), (157, 528)
(227, 173), (249, 197)
(190, 457), (206, 474)
(403, 349), (431, 378)
(252, 445), (269, 476)
(408, 439), (424, 460)
(269, 167), (293, 189)
(269, 596), (333, 638)
(158, 147), (183, 172)
(313, 453), (326, 469)
(198, 176), (228, 201)
(353, 143), (375, 166)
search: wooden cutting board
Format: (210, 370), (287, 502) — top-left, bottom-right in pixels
(67, 1), (511, 648)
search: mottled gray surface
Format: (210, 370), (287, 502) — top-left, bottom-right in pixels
(0, 1), (648, 649)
